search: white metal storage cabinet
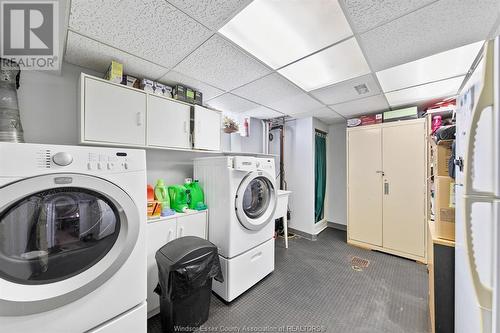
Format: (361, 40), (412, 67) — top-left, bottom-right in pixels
(193, 105), (221, 151)
(145, 210), (208, 317)
(82, 76), (147, 146)
(147, 95), (191, 149)
(347, 119), (426, 262)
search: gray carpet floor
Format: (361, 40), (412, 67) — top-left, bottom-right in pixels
(148, 228), (429, 333)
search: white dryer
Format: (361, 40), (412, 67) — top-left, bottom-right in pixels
(0, 143), (147, 333)
(194, 156), (277, 302)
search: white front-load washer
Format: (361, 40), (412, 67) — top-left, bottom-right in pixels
(0, 143), (147, 333)
(194, 156), (277, 302)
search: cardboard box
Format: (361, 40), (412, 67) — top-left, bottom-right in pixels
(347, 113), (382, 127)
(172, 84), (186, 102)
(121, 75), (139, 88)
(140, 79), (154, 93)
(433, 142), (452, 177)
(104, 61), (123, 83)
(383, 106), (418, 122)
(147, 201), (161, 219)
(435, 176), (455, 240)
(194, 90), (203, 105)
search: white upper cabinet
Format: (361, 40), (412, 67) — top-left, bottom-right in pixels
(79, 74), (222, 152)
(147, 95), (191, 149)
(82, 76), (146, 146)
(193, 105), (221, 151)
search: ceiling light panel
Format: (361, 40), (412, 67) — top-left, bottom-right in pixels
(385, 76), (465, 107)
(376, 41), (483, 92)
(278, 38), (371, 91)
(219, 0), (353, 69)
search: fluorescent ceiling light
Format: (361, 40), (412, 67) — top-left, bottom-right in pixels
(278, 37), (371, 91)
(219, 0), (353, 69)
(376, 41), (483, 92)
(385, 76), (465, 107)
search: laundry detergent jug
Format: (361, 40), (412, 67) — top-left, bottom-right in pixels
(185, 180), (206, 210)
(168, 185), (189, 213)
(154, 179), (170, 209)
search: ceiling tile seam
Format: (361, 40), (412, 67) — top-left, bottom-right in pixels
(163, 0), (215, 32)
(350, 0), (441, 35)
(274, 35), (354, 71)
(159, 70), (227, 96)
(458, 41), (487, 93)
(383, 73), (468, 94)
(207, 92), (287, 116)
(66, 29), (171, 73)
(61, 0), (73, 68)
(336, 1), (392, 111)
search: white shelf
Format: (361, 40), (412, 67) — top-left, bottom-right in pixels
(147, 209), (208, 224)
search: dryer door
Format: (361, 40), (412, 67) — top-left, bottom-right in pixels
(0, 173), (140, 316)
(235, 170), (277, 230)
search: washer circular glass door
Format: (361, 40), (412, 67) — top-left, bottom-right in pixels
(235, 171), (277, 230)
(0, 173), (140, 316)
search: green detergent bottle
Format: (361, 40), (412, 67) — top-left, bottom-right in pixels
(154, 179), (170, 209)
(168, 185), (189, 213)
(185, 180), (207, 210)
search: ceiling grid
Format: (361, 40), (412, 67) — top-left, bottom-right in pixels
(64, 0), (498, 123)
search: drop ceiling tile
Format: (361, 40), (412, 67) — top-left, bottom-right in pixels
(376, 41), (483, 92)
(206, 93), (260, 113)
(294, 107), (345, 124)
(331, 94), (389, 117)
(219, 0), (353, 69)
(385, 76), (464, 107)
(167, 0), (252, 30)
(159, 70), (223, 100)
(340, 0), (437, 33)
(174, 35), (271, 91)
(232, 73), (302, 106)
(69, 0), (211, 68)
(359, 0), (499, 71)
(242, 106), (284, 119)
(278, 37), (371, 91)
(310, 74), (381, 105)
(268, 93), (324, 115)
(65, 32), (168, 79)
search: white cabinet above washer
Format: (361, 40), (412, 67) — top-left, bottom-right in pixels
(79, 74), (222, 153)
(82, 76), (146, 146)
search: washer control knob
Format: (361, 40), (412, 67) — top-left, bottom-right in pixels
(52, 152), (73, 166)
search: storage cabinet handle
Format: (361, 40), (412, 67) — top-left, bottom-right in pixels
(167, 230), (172, 241)
(179, 227), (183, 237)
(136, 112), (143, 126)
(183, 121), (187, 133)
(384, 182), (389, 195)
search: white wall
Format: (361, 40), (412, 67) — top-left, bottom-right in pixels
(221, 114), (264, 154)
(325, 122), (347, 226)
(18, 62), (101, 145)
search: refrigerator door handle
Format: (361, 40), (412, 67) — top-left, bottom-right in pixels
(464, 196), (493, 312)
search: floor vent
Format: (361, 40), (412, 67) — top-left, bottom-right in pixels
(351, 256), (370, 271)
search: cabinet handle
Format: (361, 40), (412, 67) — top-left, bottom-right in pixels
(167, 230), (172, 241)
(136, 112), (143, 126)
(384, 182), (389, 195)
(179, 227), (183, 237)
(183, 121), (187, 133)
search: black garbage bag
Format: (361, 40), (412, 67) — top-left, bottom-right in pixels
(154, 236), (223, 333)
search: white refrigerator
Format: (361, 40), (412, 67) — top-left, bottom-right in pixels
(455, 37), (499, 333)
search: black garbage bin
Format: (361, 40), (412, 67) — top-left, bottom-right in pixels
(154, 236), (223, 333)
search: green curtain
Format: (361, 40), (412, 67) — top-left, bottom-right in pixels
(315, 131), (327, 223)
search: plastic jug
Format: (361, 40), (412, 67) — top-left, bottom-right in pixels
(185, 180), (206, 210)
(168, 185), (189, 213)
(154, 179), (170, 209)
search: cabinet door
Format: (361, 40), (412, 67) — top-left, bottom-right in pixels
(382, 122), (425, 257)
(193, 106), (221, 151)
(147, 95), (191, 149)
(348, 127), (383, 246)
(146, 219), (176, 314)
(84, 77), (146, 145)
(176, 212), (207, 239)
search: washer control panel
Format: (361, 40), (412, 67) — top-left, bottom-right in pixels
(85, 152), (129, 171)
